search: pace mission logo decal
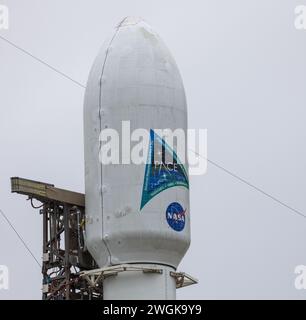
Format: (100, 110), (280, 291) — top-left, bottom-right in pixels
(140, 130), (189, 210)
(166, 202), (186, 232)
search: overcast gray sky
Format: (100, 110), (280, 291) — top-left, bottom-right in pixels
(0, 0), (306, 299)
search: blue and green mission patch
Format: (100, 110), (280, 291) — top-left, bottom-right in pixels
(140, 129), (189, 210)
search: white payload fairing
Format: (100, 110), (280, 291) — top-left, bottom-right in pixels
(84, 17), (191, 299)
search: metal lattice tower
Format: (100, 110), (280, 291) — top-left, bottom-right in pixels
(11, 177), (103, 300)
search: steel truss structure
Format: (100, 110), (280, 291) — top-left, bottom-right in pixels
(11, 177), (102, 300)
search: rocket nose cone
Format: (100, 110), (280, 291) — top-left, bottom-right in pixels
(117, 16), (145, 28)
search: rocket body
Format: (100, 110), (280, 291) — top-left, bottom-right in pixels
(84, 17), (190, 299)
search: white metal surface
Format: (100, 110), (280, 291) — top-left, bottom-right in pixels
(84, 17), (190, 271)
(102, 264), (177, 300)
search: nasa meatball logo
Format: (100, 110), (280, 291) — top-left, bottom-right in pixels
(166, 202), (186, 232)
